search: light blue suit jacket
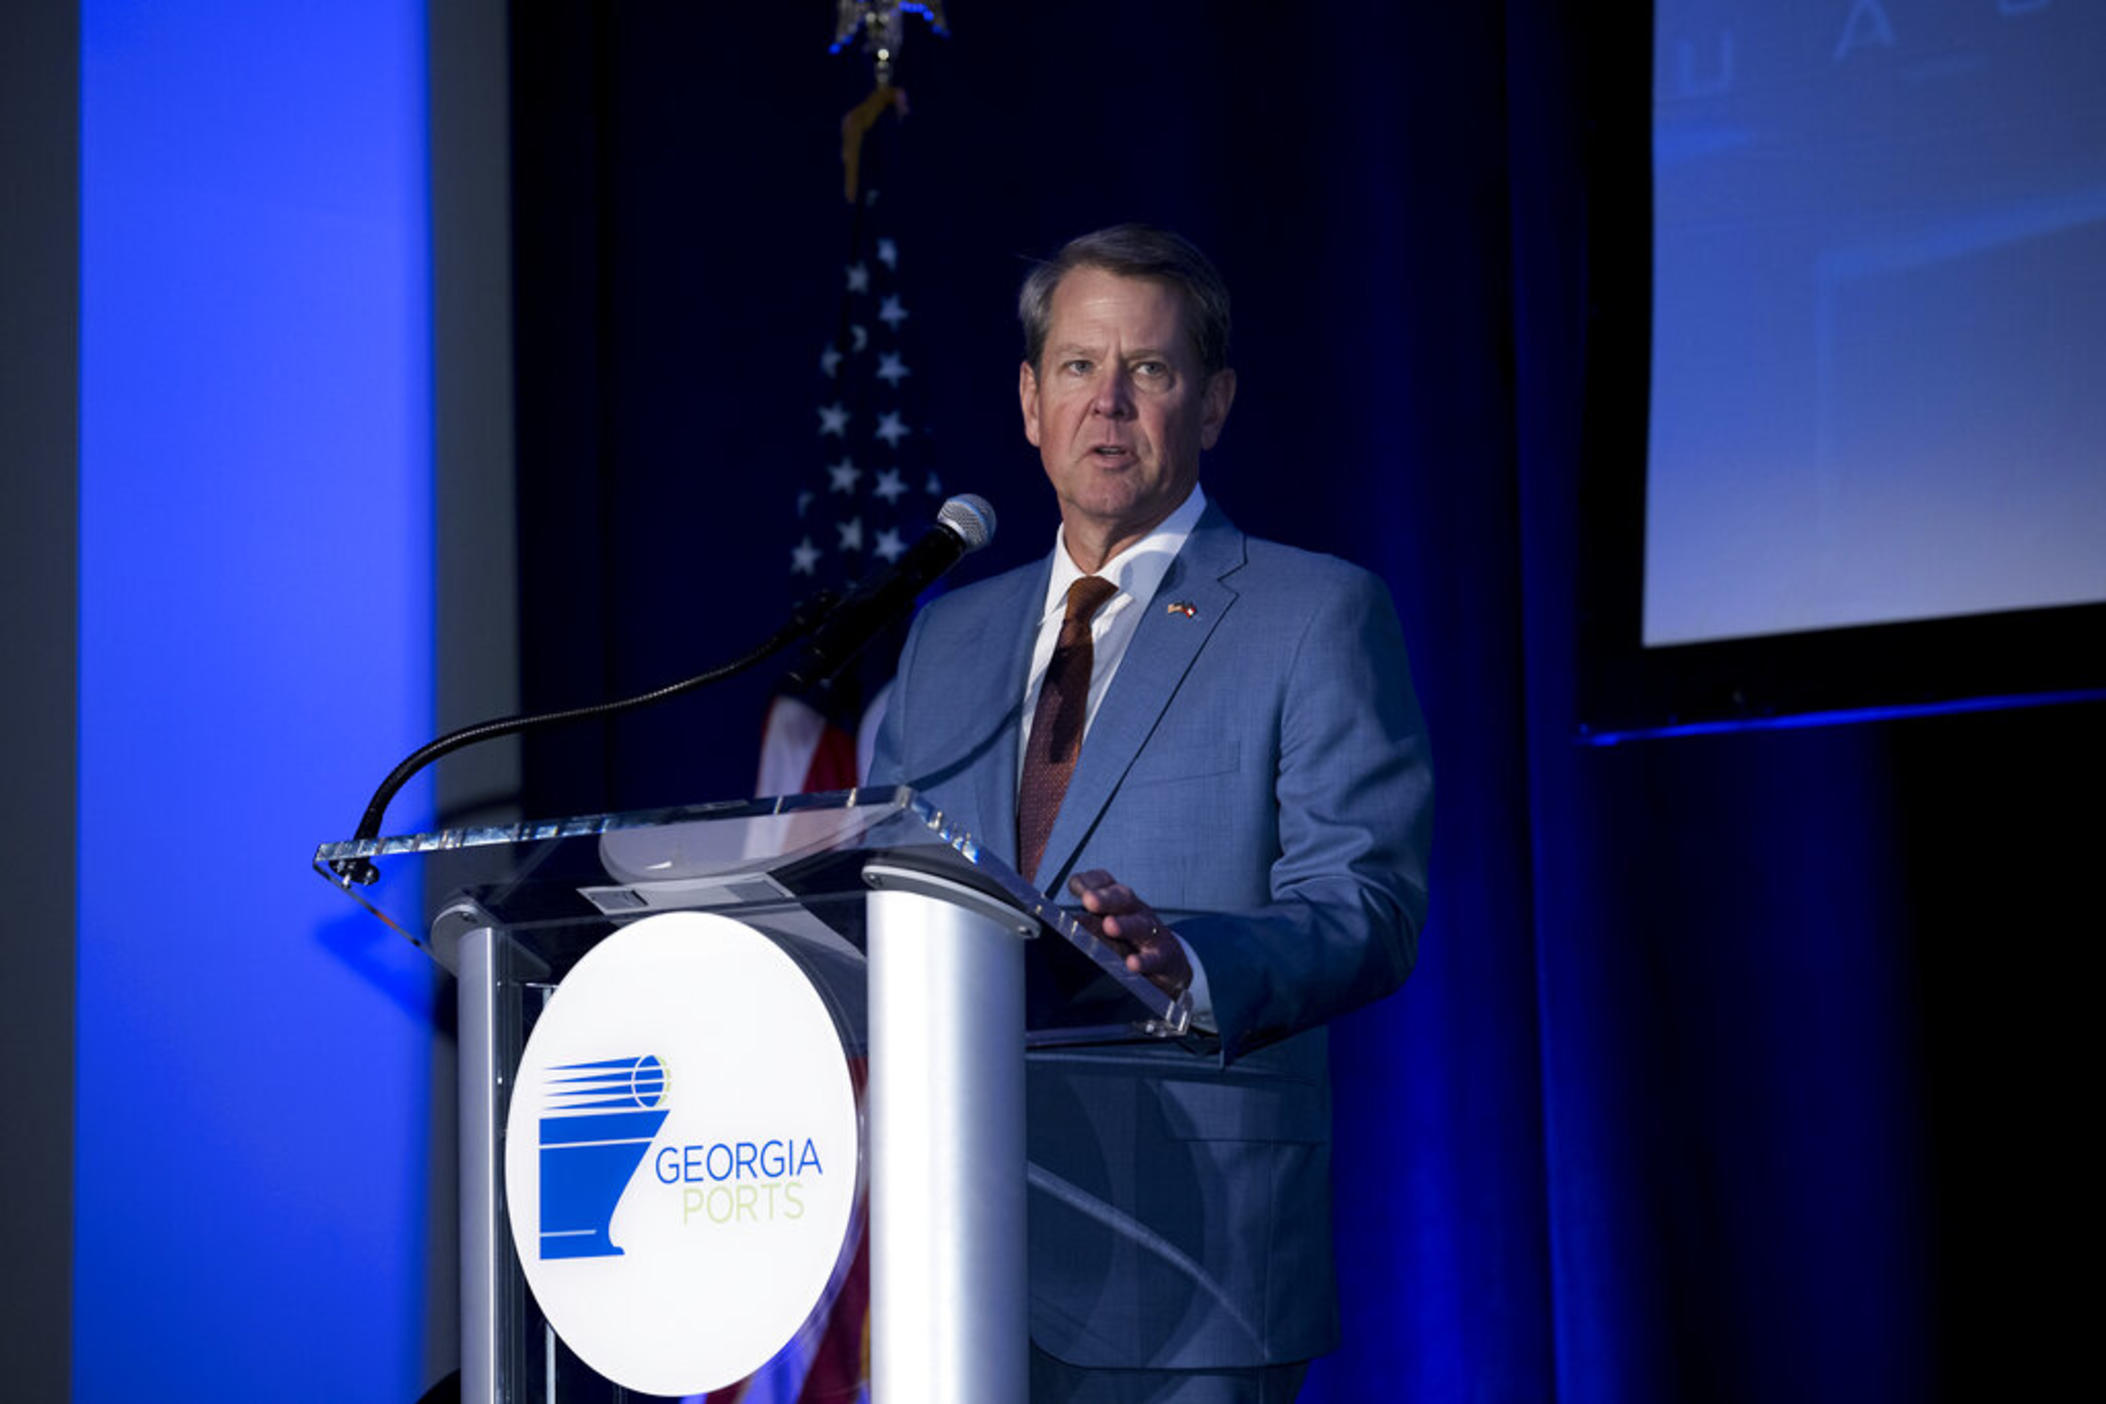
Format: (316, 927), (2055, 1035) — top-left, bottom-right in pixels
(868, 501), (1432, 1369)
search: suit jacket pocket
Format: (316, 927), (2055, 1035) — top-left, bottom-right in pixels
(1122, 737), (1243, 787)
(1152, 1076), (1329, 1144)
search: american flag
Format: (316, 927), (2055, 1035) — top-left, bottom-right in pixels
(754, 179), (942, 801)
(721, 116), (935, 1404)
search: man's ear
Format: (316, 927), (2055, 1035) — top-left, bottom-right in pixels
(1019, 359), (1043, 447)
(1199, 368), (1237, 450)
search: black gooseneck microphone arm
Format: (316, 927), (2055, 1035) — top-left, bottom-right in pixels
(330, 494), (997, 888)
(328, 588), (840, 886)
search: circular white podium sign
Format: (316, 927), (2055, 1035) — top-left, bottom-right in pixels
(503, 910), (860, 1396)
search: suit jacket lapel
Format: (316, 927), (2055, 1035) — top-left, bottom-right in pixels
(960, 556), (1048, 866)
(1034, 505), (1246, 889)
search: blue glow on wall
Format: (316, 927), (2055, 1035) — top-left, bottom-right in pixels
(1577, 687), (2106, 746)
(78, 4), (438, 1397)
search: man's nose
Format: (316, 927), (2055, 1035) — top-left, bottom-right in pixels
(1090, 367), (1135, 417)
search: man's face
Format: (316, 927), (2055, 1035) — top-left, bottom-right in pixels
(1020, 267), (1235, 558)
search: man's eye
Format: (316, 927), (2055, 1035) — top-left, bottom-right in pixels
(1134, 361), (1167, 378)
(1062, 359), (1094, 375)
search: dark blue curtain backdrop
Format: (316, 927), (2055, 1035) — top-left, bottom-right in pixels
(503, 3), (2100, 1399)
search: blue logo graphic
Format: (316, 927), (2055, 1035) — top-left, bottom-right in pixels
(537, 1054), (671, 1260)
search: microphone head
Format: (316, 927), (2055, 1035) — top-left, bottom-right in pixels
(937, 494), (997, 552)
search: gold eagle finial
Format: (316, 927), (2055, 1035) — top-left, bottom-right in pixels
(831, 1), (949, 89)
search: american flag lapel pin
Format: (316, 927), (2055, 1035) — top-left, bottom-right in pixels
(1166, 601), (1197, 618)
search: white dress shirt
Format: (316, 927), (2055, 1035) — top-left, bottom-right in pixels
(1019, 484), (1216, 1025)
(1019, 483), (1209, 764)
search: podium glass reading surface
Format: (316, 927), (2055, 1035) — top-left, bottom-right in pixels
(315, 786), (1199, 1403)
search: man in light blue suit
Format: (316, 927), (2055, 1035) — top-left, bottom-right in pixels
(869, 226), (1432, 1402)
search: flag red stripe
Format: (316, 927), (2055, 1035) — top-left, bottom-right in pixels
(801, 723), (860, 793)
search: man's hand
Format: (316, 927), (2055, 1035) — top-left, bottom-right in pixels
(1067, 869), (1193, 998)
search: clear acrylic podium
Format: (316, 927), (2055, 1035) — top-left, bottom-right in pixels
(315, 786), (1198, 1402)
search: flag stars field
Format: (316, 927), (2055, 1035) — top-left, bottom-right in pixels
(749, 89), (946, 1404)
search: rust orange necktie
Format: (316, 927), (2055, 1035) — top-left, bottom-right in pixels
(1017, 575), (1119, 885)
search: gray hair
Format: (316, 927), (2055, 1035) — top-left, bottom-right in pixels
(1018, 224), (1232, 376)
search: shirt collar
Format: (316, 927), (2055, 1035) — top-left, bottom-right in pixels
(1040, 484), (1208, 626)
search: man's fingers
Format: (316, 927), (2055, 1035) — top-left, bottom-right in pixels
(1113, 922), (1192, 995)
(1100, 911), (1160, 943)
(1068, 871), (1138, 913)
(1087, 884), (1139, 915)
(1124, 943), (1171, 972)
(1067, 871), (1186, 995)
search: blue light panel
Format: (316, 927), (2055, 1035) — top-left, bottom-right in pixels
(78, 4), (439, 1396)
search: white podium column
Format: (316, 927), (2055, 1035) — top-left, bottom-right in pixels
(865, 873), (1030, 1403)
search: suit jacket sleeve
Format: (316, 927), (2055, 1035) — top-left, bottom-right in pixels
(866, 604), (924, 790)
(1173, 566), (1432, 1065)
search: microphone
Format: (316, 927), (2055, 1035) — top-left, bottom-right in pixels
(783, 493), (996, 691)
